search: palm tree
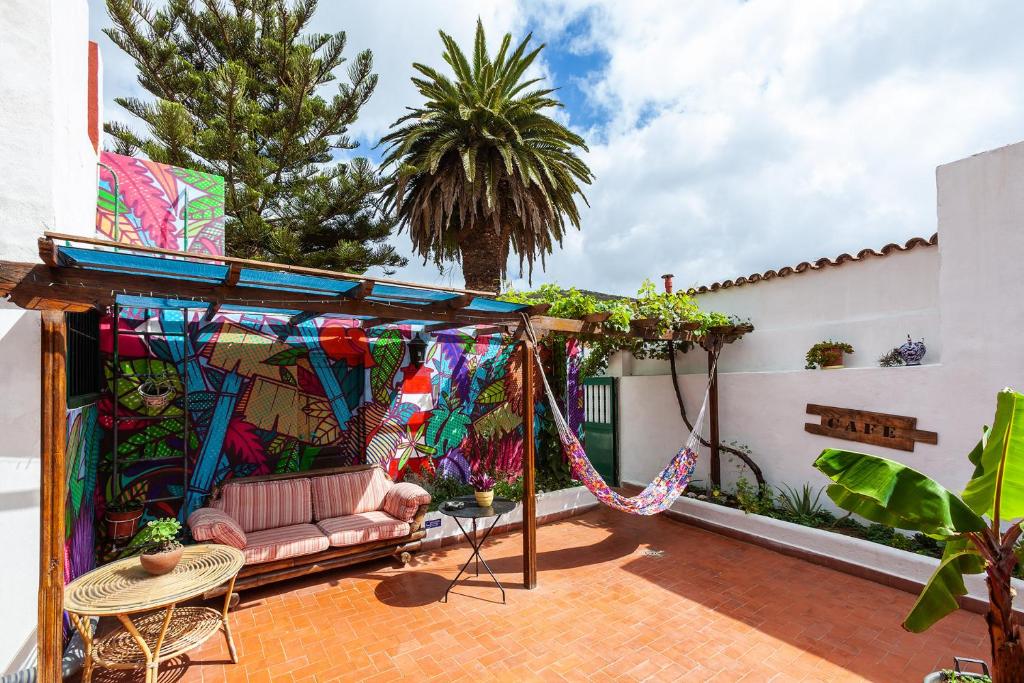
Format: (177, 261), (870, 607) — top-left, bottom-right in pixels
(380, 20), (593, 292)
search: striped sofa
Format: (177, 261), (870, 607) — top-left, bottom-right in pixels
(187, 465), (431, 597)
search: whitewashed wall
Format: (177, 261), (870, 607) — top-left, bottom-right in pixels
(0, 0), (97, 672)
(617, 139), (1024, 505)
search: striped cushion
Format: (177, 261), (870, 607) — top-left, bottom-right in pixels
(218, 478), (312, 533)
(242, 523), (329, 565)
(317, 511), (410, 548)
(311, 468), (393, 521)
(382, 482), (432, 522)
(187, 507), (247, 549)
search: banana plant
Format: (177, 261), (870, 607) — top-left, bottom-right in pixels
(813, 389), (1024, 682)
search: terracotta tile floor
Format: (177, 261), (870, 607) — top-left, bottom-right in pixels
(80, 507), (988, 682)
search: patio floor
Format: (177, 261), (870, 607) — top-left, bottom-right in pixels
(79, 507), (988, 682)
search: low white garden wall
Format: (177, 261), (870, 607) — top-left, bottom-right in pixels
(664, 494), (1022, 610)
(422, 486), (598, 547)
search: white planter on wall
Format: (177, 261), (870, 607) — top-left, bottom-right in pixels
(665, 494), (1023, 610)
(422, 485), (597, 546)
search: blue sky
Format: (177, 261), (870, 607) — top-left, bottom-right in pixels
(90, 1), (1024, 295)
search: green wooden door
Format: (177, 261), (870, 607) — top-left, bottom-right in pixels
(583, 377), (618, 485)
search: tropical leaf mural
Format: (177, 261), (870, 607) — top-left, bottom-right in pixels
(96, 151), (225, 256)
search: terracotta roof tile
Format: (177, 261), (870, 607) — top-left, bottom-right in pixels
(687, 233), (938, 294)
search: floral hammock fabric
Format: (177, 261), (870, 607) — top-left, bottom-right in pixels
(528, 321), (714, 516)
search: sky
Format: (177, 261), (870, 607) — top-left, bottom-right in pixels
(89, 1), (1024, 296)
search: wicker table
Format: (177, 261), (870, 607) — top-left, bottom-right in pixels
(64, 544), (244, 683)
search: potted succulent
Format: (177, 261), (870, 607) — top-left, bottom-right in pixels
(104, 500), (144, 540)
(125, 518), (184, 576)
(470, 471), (496, 508)
(805, 340), (854, 369)
(814, 388), (1024, 682)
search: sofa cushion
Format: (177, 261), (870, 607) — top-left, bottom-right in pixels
(311, 468), (392, 521)
(317, 511), (410, 547)
(219, 478), (312, 533)
(242, 523), (329, 565)
(382, 482), (432, 522)
(187, 507), (247, 549)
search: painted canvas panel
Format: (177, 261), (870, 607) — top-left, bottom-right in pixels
(96, 151), (225, 255)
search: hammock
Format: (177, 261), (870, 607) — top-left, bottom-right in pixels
(524, 316), (717, 515)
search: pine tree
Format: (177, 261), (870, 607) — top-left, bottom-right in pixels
(104, 0), (407, 273)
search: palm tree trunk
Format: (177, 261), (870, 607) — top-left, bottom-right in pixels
(460, 222), (504, 293)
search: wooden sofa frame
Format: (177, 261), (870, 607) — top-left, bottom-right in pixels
(200, 464), (429, 600)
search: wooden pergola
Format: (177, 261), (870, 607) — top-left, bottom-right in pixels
(0, 233), (751, 680)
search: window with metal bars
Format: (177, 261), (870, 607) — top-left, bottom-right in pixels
(66, 310), (102, 407)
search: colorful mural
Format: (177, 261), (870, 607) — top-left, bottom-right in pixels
(95, 310), (525, 537)
(97, 151), (225, 256)
(65, 403), (101, 640)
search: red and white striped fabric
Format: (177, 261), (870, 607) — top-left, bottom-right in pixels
(382, 482), (431, 522)
(311, 468), (393, 521)
(316, 511), (410, 547)
(218, 478), (313, 533)
(242, 523), (329, 564)
(187, 507), (247, 549)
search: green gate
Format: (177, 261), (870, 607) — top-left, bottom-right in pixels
(582, 377), (618, 485)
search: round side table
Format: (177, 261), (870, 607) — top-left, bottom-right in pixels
(64, 544), (244, 683)
(438, 495), (515, 603)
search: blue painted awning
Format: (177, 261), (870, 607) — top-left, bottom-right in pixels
(54, 241), (528, 333)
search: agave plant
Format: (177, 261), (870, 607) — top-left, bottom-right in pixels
(380, 19), (593, 292)
(813, 389), (1024, 681)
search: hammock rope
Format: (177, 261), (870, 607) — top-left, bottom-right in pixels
(523, 314), (719, 515)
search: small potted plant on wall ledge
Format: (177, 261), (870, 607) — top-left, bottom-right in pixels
(471, 471), (496, 508)
(805, 341), (854, 369)
(814, 388), (1024, 682)
(125, 518), (185, 575)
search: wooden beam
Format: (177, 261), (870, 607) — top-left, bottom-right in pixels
(522, 339), (537, 589)
(358, 318), (390, 329)
(0, 261), (513, 327)
(223, 263), (241, 286)
(42, 233), (496, 296)
(38, 237), (58, 267)
(38, 311), (66, 682)
(422, 322), (461, 334)
(708, 345), (721, 489)
(438, 293), (475, 310)
(287, 311), (319, 327)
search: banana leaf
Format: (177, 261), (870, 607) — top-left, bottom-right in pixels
(902, 537), (985, 632)
(962, 388), (1024, 520)
(814, 449), (985, 536)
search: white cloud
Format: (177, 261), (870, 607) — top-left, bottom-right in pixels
(90, 0), (1024, 295)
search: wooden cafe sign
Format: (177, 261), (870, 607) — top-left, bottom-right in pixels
(804, 404), (938, 452)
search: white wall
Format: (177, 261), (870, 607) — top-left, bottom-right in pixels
(0, 0), (97, 672)
(617, 139), (1024, 508)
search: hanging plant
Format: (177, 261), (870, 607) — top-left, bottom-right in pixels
(137, 373), (175, 409)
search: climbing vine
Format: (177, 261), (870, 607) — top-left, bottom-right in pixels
(499, 279), (740, 377)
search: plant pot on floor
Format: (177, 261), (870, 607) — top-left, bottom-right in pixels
(105, 508), (144, 540)
(474, 490), (494, 507)
(922, 657), (991, 682)
(140, 544), (184, 575)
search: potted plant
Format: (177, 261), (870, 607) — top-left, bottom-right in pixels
(104, 500), (144, 540)
(137, 374), (174, 409)
(124, 517), (184, 575)
(813, 388), (1024, 682)
(805, 340), (854, 369)
(470, 471), (496, 508)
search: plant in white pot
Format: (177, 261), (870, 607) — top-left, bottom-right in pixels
(813, 388), (1024, 682)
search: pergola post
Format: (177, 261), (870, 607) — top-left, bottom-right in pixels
(38, 311), (67, 680)
(707, 343), (721, 489)
(521, 338), (537, 589)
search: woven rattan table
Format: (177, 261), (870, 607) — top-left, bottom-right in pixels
(64, 544), (244, 683)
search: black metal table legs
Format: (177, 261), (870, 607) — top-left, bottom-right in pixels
(442, 515), (506, 604)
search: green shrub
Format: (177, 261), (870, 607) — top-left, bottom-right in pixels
(735, 478), (774, 516)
